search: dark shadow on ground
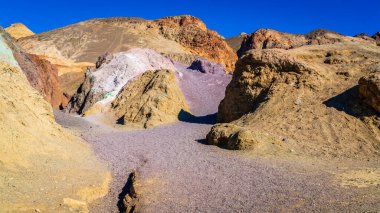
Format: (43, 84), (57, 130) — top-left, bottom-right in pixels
(117, 172), (135, 212)
(323, 86), (378, 117)
(178, 109), (217, 125)
(196, 139), (210, 145)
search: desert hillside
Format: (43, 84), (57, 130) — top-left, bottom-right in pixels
(0, 29), (110, 212)
(1, 9), (380, 212)
(208, 39), (380, 158)
(17, 16), (237, 73)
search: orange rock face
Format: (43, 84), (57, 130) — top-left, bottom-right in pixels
(27, 54), (64, 108)
(155, 15), (237, 72)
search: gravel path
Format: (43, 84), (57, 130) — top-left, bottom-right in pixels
(55, 66), (380, 212)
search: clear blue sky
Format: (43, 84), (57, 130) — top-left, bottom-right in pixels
(1, 0), (379, 38)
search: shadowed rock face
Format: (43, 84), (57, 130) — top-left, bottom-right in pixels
(209, 40), (380, 158)
(188, 58), (226, 74)
(372, 32), (380, 46)
(0, 28), (63, 108)
(226, 32), (248, 52)
(18, 15), (237, 72)
(359, 65), (380, 112)
(111, 69), (189, 128)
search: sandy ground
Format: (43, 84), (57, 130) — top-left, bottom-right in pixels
(54, 65), (380, 212)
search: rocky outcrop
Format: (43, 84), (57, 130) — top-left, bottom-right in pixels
(209, 41), (380, 158)
(226, 32), (248, 52)
(188, 58), (226, 74)
(5, 23), (34, 39)
(237, 29), (307, 57)
(67, 49), (176, 115)
(237, 28), (364, 58)
(18, 15), (237, 73)
(0, 28), (63, 108)
(354, 33), (377, 45)
(111, 69), (189, 128)
(155, 15), (237, 71)
(372, 32), (380, 46)
(0, 31), (109, 212)
(359, 65), (380, 112)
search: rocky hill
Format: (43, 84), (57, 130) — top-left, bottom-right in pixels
(236, 28), (375, 58)
(66, 48), (176, 115)
(0, 29), (109, 212)
(17, 15), (237, 73)
(5, 23), (35, 39)
(0, 28), (64, 108)
(111, 69), (189, 128)
(208, 39), (380, 158)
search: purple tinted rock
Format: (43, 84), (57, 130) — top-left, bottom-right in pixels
(188, 58), (226, 75)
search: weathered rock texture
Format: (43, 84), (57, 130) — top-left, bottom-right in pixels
(111, 69), (189, 128)
(66, 49), (175, 115)
(18, 15), (237, 73)
(210, 40), (380, 158)
(155, 15), (237, 71)
(0, 28), (63, 108)
(237, 29), (374, 58)
(0, 32), (109, 212)
(359, 65), (380, 113)
(5, 23), (35, 39)
(188, 58), (226, 74)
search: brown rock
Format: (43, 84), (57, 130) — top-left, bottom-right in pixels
(111, 69), (189, 128)
(372, 32), (380, 46)
(225, 32), (248, 52)
(209, 41), (380, 158)
(237, 28), (359, 58)
(155, 15), (237, 72)
(359, 66), (380, 112)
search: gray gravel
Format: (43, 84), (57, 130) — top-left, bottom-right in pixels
(54, 66), (380, 212)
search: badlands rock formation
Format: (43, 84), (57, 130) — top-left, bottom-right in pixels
(5, 23), (35, 39)
(209, 40), (380, 158)
(236, 29), (369, 58)
(188, 58), (226, 74)
(359, 65), (380, 113)
(111, 69), (189, 128)
(17, 15), (237, 72)
(0, 31), (109, 212)
(66, 48), (176, 115)
(0, 28), (63, 108)
(226, 32), (248, 52)
(372, 32), (380, 46)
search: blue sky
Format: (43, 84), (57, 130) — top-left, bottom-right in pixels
(1, 0), (379, 38)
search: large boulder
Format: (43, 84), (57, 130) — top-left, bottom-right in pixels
(111, 69), (189, 128)
(209, 41), (380, 158)
(0, 31), (109, 212)
(66, 48), (176, 114)
(359, 66), (380, 112)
